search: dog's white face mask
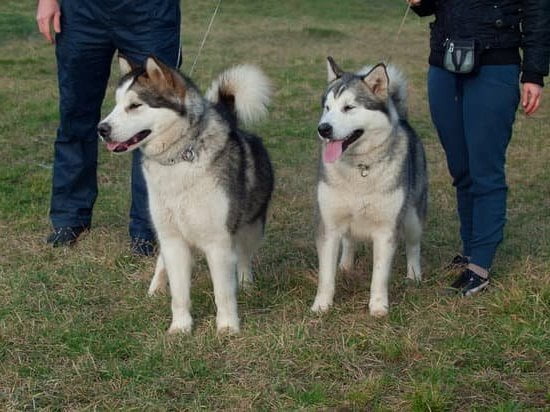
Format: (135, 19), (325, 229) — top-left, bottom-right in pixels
(98, 56), (186, 153)
(318, 59), (394, 163)
(100, 79), (180, 153)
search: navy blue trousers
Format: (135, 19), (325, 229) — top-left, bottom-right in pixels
(428, 65), (520, 270)
(50, 0), (181, 241)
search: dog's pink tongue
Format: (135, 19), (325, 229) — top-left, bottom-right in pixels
(106, 141), (128, 152)
(323, 140), (343, 163)
(106, 142), (120, 152)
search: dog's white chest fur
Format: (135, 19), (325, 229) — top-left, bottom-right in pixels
(144, 160), (230, 248)
(318, 165), (405, 239)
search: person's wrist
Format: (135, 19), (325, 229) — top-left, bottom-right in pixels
(521, 71), (544, 87)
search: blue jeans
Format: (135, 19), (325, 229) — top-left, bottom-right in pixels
(428, 65), (520, 270)
(50, 0), (181, 241)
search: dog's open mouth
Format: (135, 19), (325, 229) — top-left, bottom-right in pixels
(105, 130), (151, 153)
(323, 129), (364, 163)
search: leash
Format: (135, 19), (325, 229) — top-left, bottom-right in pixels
(189, 0), (222, 76)
(385, 2), (412, 63)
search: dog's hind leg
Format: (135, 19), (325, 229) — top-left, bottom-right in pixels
(235, 220), (263, 289)
(404, 209), (422, 281)
(311, 225), (341, 313)
(205, 242), (240, 334)
(148, 254), (168, 296)
(339, 234), (355, 272)
(161, 236), (194, 334)
(369, 229), (397, 317)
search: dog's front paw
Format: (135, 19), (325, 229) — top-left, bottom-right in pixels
(216, 316), (240, 335)
(369, 296), (389, 318)
(167, 314), (193, 334)
(369, 307), (389, 318)
(311, 296), (333, 313)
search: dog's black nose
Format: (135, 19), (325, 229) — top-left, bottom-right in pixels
(97, 123), (111, 140)
(317, 123), (333, 139)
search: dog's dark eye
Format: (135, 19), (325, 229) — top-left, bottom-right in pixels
(343, 105), (355, 112)
(325, 105), (330, 111)
(128, 103), (142, 110)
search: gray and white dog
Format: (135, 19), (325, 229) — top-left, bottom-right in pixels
(311, 57), (428, 317)
(98, 56), (274, 334)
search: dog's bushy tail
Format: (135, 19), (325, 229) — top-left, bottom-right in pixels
(385, 65), (408, 120)
(206, 65), (272, 127)
(359, 64), (408, 120)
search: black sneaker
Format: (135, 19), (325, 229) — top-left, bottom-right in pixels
(461, 271), (489, 296)
(131, 237), (157, 257)
(449, 269), (472, 290)
(445, 254), (469, 270)
(46, 225), (89, 247)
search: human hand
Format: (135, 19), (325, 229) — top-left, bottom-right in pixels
(407, 0), (422, 5)
(36, 0), (61, 44)
(521, 83), (542, 115)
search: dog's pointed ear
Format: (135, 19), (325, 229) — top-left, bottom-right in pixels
(118, 54), (138, 76)
(326, 56), (344, 83)
(145, 56), (173, 89)
(144, 55), (187, 101)
(362, 63), (389, 100)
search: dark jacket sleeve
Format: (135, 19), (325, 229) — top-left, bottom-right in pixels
(520, 0), (550, 86)
(410, 0), (436, 17)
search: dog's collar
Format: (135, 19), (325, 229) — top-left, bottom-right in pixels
(356, 157), (387, 177)
(354, 150), (391, 177)
(147, 139), (198, 166)
(147, 113), (206, 166)
(357, 163), (370, 177)
(158, 144), (196, 166)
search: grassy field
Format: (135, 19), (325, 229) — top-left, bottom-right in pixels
(1, 0), (549, 410)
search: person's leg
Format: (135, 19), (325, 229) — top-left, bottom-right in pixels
(111, 0), (182, 247)
(427, 66), (473, 258)
(49, 4), (115, 244)
(462, 65), (520, 271)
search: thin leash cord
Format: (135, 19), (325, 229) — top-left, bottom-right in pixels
(385, 2), (411, 63)
(189, 0), (222, 76)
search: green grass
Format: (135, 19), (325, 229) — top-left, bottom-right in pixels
(1, 0), (550, 410)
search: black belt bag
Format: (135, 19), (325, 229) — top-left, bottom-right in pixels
(443, 39), (480, 74)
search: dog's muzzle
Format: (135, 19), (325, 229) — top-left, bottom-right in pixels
(97, 122), (112, 141)
(319, 126), (364, 164)
(317, 123), (333, 139)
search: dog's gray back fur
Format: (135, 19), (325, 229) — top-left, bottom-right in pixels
(210, 85), (273, 233)
(209, 127), (274, 234)
(398, 120), (428, 223)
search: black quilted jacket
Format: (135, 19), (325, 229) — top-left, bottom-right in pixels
(412, 0), (550, 86)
